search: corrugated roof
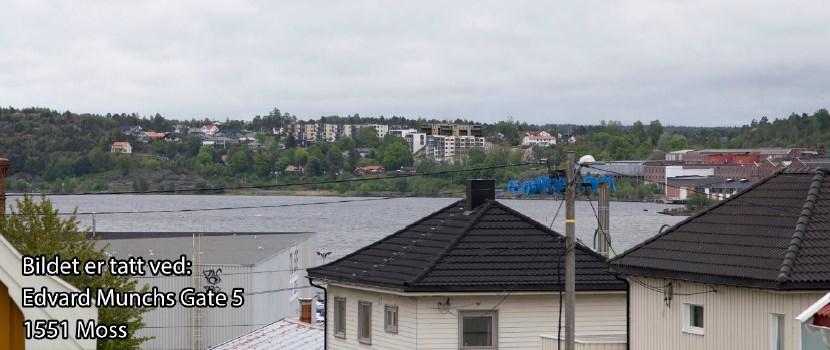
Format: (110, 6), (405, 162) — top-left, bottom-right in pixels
(611, 167), (830, 290)
(308, 199), (625, 292)
(209, 319), (323, 350)
(95, 232), (313, 266)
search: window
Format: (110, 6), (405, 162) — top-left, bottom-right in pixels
(683, 303), (704, 335)
(770, 313), (784, 350)
(358, 301), (372, 344)
(333, 297), (346, 338)
(385, 305), (398, 334)
(459, 310), (497, 349)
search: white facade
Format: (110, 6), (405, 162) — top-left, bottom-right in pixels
(0, 233), (98, 350)
(665, 166), (714, 181)
(444, 136), (486, 161)
(326, 283), (626, 350)
(370, 124), (390, 138)
(405, 133), (428, 155)
(522, 132), (557, 147)
(627, 277), (825, 350)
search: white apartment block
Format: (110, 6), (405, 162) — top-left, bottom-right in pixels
(444, 136), (486, 161)
(405, 133), (428, 155)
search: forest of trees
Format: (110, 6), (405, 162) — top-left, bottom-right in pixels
(2, 106), (828, 196)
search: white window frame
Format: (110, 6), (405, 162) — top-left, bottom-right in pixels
(458, 310), (498, 350)
(333, 297), (346, 339)
(683, 303), (705, 336)
(358, 301), (372, 345)
(770, 313), (784, 350)
(385, 305), (398, 334)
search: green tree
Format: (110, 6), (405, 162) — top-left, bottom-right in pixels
(1, 195), (150, 349)
(381, 142), (413, 170)
(647, 120), (663, 145)
(196, 146), (215, 165)
(116, 156), (133, 176)
(356, 127), (380, 148)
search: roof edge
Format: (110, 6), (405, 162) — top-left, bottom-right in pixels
(612, 264), (830, 291)
(610, 166), (791, 265)
(307, 199), (464, 275)
(777, 168), (826, 282)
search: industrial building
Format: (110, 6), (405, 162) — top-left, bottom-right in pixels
(95, 231), (317, 350)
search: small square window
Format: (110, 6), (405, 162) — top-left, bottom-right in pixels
(385, 305), (398, 334)
(459, 310), (497, 349)
(333, 297), (346, 339)
(358, 301), (372, 344)
(683, 303), (704, 335)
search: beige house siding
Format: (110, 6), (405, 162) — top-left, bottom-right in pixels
(628, 277), (824, 350)
(328, 284), (626, 350)
(328, 285), (418, 350)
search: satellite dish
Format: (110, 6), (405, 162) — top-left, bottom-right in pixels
(578, 155), (597, 165)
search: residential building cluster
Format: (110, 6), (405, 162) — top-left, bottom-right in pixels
(285, 121), (489, 162)
(115, 122), (263, 154)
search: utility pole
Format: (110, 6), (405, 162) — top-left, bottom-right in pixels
(597, 182), (610, 257)
(564, 151), (576, 350)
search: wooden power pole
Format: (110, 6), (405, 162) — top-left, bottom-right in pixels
(597, 182), (610, 257)
(564, 151), (576, 350)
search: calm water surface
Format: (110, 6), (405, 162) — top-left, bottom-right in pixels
(18, 195), (685, 260)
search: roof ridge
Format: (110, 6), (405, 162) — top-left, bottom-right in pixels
(406, 200), (494, 287)
(777, 169), (825, 282)
(487, 200), (612, 262)
(610, 166), (791, 265)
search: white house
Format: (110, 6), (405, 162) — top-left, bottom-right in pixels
(309, 180), (628, 350)
(202, 123), (220, 136)
(522, 131), (557, 147)
(0, 231), (98, 350)
(96, 231), (316, 350)
(611, 167), (830, 350)
(110, 141), (133, 154)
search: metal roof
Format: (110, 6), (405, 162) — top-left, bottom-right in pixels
(209, 319), (322, 350)
(612, 168), (830, 290)
(309, 199), (625, 292)
(95, 232), (314, 266)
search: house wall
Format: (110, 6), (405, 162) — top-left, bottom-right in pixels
(327, 284), (626, 350)
(0, 281), (25, 350)
(628, 277), (825, 350)
(327, 285), (419, 350)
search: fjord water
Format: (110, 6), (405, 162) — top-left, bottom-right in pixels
(37, 195), (684, 260)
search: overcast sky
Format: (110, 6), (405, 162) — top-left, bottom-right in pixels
(1, 1), (828, 126)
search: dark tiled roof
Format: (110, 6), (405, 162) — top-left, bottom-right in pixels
(307, 200), (625, 292)
(611, 167), (830, 290)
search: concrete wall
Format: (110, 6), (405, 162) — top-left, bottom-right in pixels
(327, 284), (627, 350)
(628, 277), (825, 350)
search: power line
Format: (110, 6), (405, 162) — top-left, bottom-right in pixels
(3, 162), (536, 198)
(579, 182), (718, 297)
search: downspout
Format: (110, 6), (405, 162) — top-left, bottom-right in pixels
(615, 275), (631, 350)
(308, 277), (328, 350)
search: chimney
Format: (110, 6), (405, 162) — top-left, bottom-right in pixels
(466, 179), (495, 210)
(0, 158), (8, 216)
(299, 298), (313, 324)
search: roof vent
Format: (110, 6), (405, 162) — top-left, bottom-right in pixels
(466, 179), (495, 210)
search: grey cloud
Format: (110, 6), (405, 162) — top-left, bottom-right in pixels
(1, 0), (828, 126)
